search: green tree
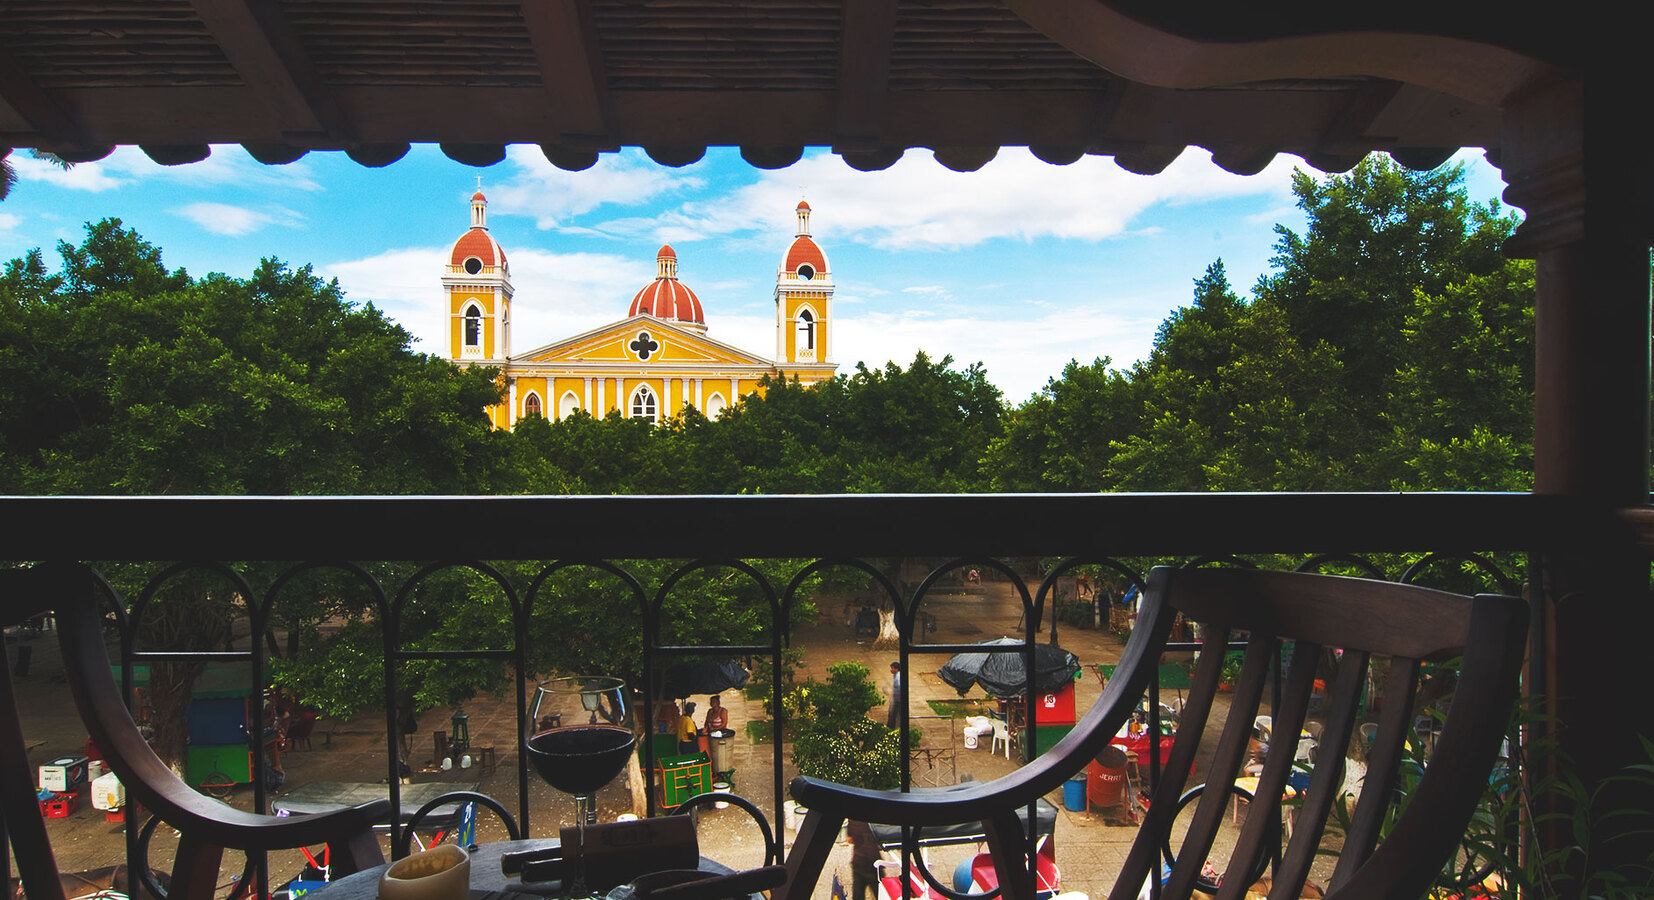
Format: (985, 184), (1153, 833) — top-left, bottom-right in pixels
(984, 358), (1139, 492)
(1099, 158), (1532, 493)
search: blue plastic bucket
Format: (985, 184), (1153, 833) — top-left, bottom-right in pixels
(1063, 772), (1088, 811)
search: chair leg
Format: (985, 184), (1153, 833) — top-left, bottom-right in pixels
(777, 808), (846, 900)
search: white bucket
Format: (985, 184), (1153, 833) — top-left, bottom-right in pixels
(784, 799), (806, 831)
(712, 781), (730, 809)
(963, 732), (979, 750)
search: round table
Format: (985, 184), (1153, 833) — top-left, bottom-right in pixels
(314, 839), (737, 898)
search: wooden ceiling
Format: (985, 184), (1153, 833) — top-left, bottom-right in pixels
(0, 1), (1561, 174)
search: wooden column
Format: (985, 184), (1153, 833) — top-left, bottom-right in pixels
(1502, 72), (1654, 877)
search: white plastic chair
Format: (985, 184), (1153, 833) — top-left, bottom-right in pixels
(990, 718), (1012, 759)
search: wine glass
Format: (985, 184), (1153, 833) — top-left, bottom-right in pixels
(525, 676), (634, 827)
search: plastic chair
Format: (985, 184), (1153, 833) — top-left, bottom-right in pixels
(777, 566), (1527, 900)
(990, 718), (1013, 759)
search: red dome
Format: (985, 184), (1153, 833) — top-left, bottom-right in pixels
(471, 190), (487, 201)
(450, 227), (507, 268)
(796, 200), (810, 211)
(784, 236), (827, 276)
(628, 244), (703, 325)
(629, 279), (704, 324)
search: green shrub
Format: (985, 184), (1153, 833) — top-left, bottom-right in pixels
(786, 661), (918, 790)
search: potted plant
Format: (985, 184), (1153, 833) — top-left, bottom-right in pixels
(1218, 653), (1244, 692)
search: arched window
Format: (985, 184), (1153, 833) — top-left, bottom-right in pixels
(630, 385), (658, 422)
(705, 392), (726, 419)
(797, 307), (816, 354)
(559, 391), (580, 420)
(523, 392), (542, 418)
(463, 304), (482, 349)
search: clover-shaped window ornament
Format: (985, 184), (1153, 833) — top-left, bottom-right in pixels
(630, 331), (661, 361)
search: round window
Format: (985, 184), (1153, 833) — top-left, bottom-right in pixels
(464, 257), (483, 275)
(797, 264), (815, 280)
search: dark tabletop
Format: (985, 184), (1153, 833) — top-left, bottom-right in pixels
(311, 838), (737, 899)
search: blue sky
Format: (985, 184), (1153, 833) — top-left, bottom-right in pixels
(0, 146), (1507, 404)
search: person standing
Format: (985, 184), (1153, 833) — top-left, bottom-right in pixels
(677, 700), (699, 755)
(846, 819), (880, 900)
(704, 693), (729, 733)
(886, 662), (903, 729)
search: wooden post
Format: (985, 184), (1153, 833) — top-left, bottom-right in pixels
(1502, 72), (1654, 881)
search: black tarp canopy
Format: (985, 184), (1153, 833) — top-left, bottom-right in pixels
(936, 638), (1079, 699)
(660, 660), (750, 699)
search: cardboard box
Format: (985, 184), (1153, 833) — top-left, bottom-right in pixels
(39, 755), (89, 792)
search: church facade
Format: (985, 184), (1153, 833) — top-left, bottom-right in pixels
(445, 193), (838, 429)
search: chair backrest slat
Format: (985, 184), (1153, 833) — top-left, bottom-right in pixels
(1110, 613), (1229, 900)
(1329, 657), (1422, 889)
(1219, 639), (1320, 900)
(1165, 628), (1276, 900)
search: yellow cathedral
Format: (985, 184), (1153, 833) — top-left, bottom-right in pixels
(445, 192), (838, 429)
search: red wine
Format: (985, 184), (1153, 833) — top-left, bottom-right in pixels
(526, 725), (638, 795)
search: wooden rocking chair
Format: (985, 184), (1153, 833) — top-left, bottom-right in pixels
(2, 563), (390, 900)
(778, 565), (1527, 900)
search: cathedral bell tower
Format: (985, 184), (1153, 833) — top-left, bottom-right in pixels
(445, 189), (514, 363)
(775, 200), (831, 365)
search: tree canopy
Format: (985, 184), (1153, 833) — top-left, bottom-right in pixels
(0, 219), (506, 495)
(989, 157), (1535, 493)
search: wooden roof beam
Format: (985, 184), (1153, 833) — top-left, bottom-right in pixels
(1006, 0), (1555, 107)
(834, 0), (899, 152)
(520, 0), (615, 152)
(188, 0), (351, 149)
(0, 52), (107, 158)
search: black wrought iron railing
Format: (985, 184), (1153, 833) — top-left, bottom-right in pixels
(6, 491), (1623, 897)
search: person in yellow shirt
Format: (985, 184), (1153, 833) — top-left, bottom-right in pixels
(676, 701), (699, 755)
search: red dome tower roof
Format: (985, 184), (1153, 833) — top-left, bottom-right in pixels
(781, 200), (828, 278)
(450, 189), (508, 273)
(450, 228), (507, 268)
(628, 244), (705, 328)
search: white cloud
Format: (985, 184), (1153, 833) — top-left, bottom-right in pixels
(0, 212), (20, 232)
(321, 245), (650, 355)
(488, 147), (703, 232)
(710, 298), (1162, 403)
(174, 202), (304, 236)
(7, 153), (128, 192)
(669, 148), (1300, 251)
(11, 146), (325, 194)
